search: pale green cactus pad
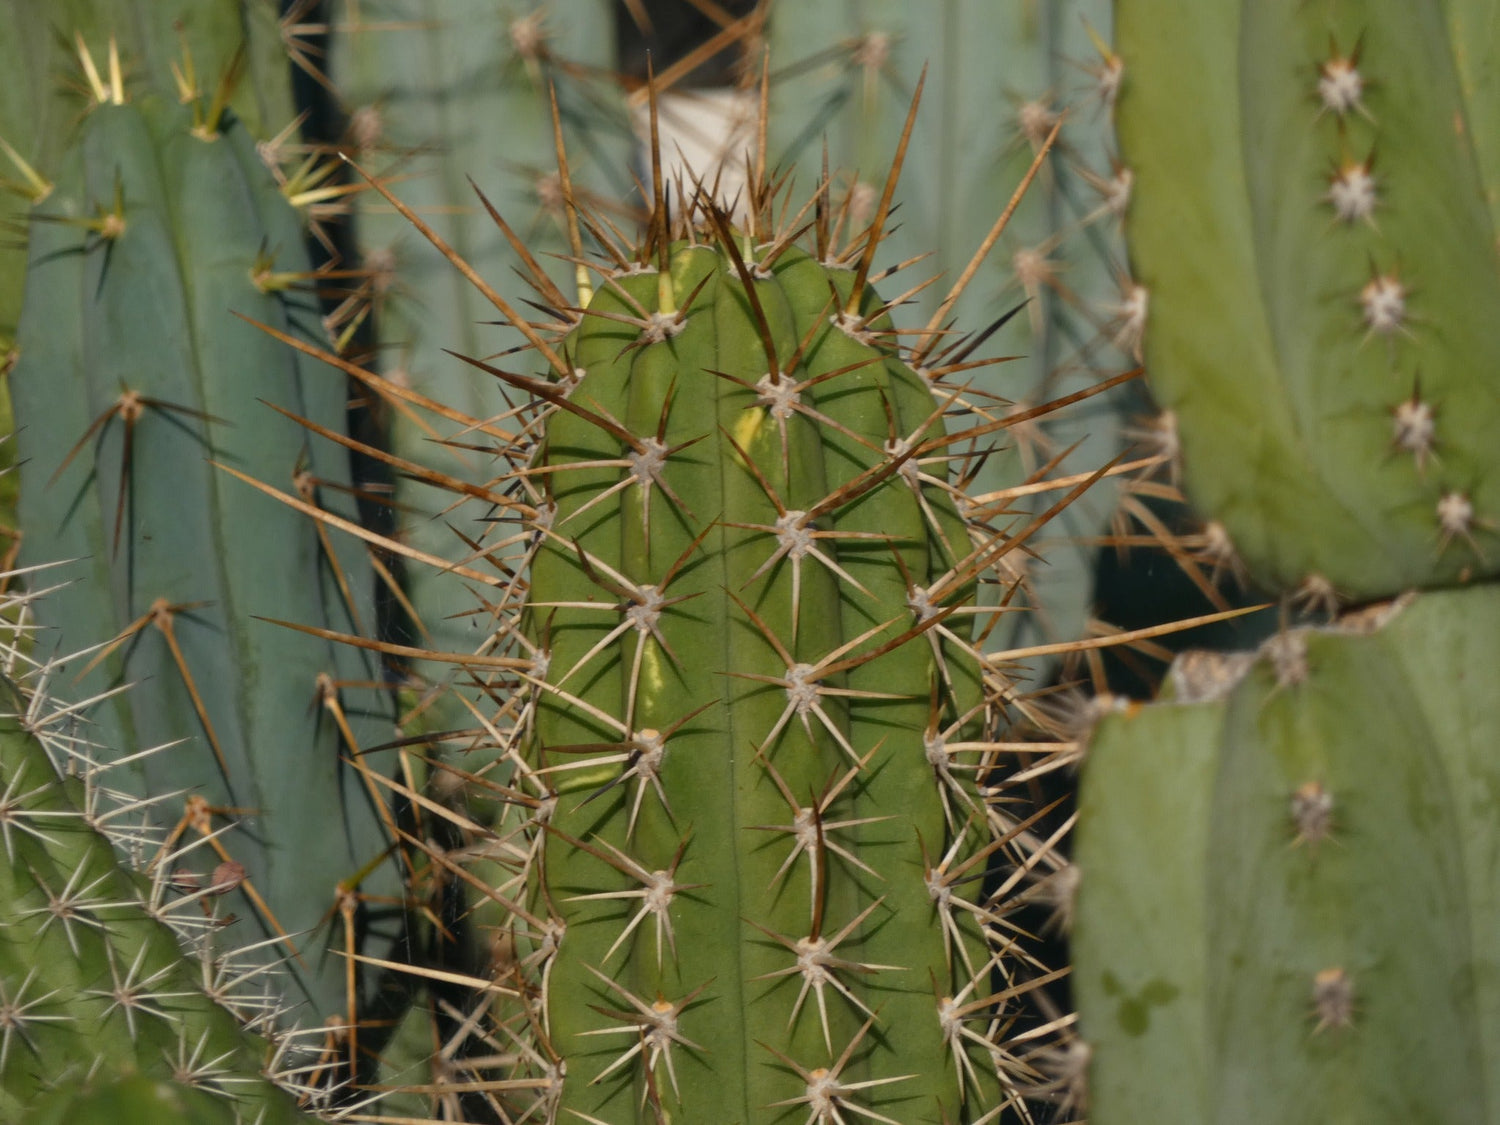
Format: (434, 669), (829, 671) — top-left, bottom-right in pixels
(1116, 0), (1500, 599)
(1074, 585), (1500, 1122)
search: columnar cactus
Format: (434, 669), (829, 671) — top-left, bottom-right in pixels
(1113, 0), (1500, 600)
(8, 47), (395, 1029)
(323, 0), (630, 698)
(767, 1), (1138, 675)
(1071, 2), (1500, 1119)
(0, 577), (313, 1123)
(258, 73), (1085, 1120)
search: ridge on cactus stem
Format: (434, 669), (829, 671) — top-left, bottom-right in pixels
(237, 62), (1162, 1125)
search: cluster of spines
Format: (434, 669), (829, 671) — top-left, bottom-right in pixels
(1111, 0), (1500, 601)
(4, 27), (424, 1059)
(757, 2), (1230, 693)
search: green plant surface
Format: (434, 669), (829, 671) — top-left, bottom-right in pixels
(765, 0), (1136, 683)
(9, 90), (393, 1028)
(255, 80), (1087, 1114)
(29, 1075), (247, 1125)
(0, 0), (294, 347)
(1074, 587), (1500, 1123)
(0, 641), (312, 1123)
(528, 234), (992, 1122)
(325, 0), (631, 697)
(1116, 0), (1500, 599)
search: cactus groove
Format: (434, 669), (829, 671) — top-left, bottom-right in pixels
(1115, 0), (1500, 598)
(9, 64), (392, 1029)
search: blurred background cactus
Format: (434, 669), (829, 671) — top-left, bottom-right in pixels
(1069, 2), (1500, 1121)
(6, 27), (398, 1041)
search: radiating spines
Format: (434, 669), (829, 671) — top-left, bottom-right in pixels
(513, 210), (1015, 1120)
(0, 585), (315, 1123)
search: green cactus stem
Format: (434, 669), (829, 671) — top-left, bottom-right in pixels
(1074, 586), (1500, 1122)
(0, 574), (314, 1123)
(9, 53), (394, 1031)
(250, 71), (1088, 1122)
(1115, 0), (1500, 600)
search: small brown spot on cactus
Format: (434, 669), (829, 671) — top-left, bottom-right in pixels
(1290, 781), (1335, 849)
(209, 860), (246, 895)
(1325, 158), (1378, 226)
(1311, 967), (1355, 1032)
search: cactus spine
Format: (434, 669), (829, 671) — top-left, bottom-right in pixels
(253, 63), (1085, 1118)
(1071, 2), (1500, 1120)
(1075, 590), (1500, 1122)
(766, 1), (1137, 676)
(1112, 0), (1500, 599)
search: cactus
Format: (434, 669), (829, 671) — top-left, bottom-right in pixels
(0, 0), (295, 351)
(8, 49), (396, 1031)
(322, 0), (631, 707)
(766, 1), (1140, 682)
(1114, 0), (1500, 601)
(0, 575), (314, 1123)
(1070, 5), (1500, 1117)
(1073, 587), (1500, 1122)
(251, 65), (1088, 1119)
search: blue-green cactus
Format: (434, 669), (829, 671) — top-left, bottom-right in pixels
(9, 75), (394, 1029)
